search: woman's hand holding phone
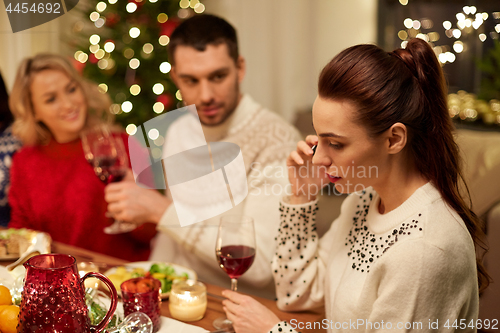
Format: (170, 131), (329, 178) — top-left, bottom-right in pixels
(286, 135), (329, 204)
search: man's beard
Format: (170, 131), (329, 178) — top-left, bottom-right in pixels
(199, 81), (240, 127)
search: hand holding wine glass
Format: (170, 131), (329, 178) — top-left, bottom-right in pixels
(93, 134), (127, 185)
(81, 125), (136, 234)
(214, 215), (256, 330)
(81, 124), (107, 166)
(93, 134), (137, 234)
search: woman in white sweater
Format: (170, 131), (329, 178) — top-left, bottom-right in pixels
(221, 38), (489, 332)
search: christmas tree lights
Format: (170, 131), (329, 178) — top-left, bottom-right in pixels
(70, 0), (204, 131)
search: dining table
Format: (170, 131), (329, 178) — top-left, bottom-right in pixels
(0, 240), (325, 333)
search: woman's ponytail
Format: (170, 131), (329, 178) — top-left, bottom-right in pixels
(319, 38), (490, 293)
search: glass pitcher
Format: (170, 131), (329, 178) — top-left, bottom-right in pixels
(18, 254), (117, 333)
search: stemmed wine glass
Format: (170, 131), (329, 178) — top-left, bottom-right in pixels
(213, 215), (256, 330)
(81, 124), (107, 165)
(81, 125), (136, 234)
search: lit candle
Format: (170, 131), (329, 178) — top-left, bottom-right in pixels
(169, 280), (207, 322)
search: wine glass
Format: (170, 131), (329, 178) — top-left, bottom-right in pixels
(106, 312), (153, 333)
(81, 124), (107, 165)
(213, 215), (256, 330)
(89, 130), (136, 234)
(81, 125), (114, 217)
(86, 289), (153, 333)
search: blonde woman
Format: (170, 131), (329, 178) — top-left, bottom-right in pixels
(7, 54), (153, 260)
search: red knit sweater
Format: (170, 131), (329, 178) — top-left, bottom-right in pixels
(8, 134), (153, 261)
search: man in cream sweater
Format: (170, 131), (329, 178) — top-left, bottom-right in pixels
(105, 14), (301, 298)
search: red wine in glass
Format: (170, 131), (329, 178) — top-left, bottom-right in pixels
(81, 124), (110, 166)
(94, 156), (127, 184)
(213, 215), (255, 330)
(91, 132), (136, 234)
(217, 245), (255, 279)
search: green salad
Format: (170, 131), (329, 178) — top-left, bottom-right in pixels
(107, 263), (189, 294)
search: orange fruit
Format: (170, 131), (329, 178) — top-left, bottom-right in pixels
(0, 305), (20, 333)
(0, 286), (12, 305)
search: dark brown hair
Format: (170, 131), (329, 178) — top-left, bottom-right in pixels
(318, 38), (490, 293)
(168, 14), (239, 65)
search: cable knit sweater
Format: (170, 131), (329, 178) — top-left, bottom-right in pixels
(150, 94), (301, 299)
(270, 183), (478, 333)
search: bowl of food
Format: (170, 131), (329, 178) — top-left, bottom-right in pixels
(104, 261), (196, 298)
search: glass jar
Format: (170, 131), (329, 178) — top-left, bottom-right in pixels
(169, 280), (207, 322)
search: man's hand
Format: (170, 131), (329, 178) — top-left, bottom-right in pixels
(222, 290), (280, 333)
(105, 177), (171, 224)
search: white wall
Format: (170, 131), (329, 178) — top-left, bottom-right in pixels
(0, 0), (377, 122)
(0, 3), (64, 91)
(204, 0), (378, 122)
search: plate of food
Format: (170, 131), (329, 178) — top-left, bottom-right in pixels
(104, 261), (197, 299)
(0, 228), (51, 261)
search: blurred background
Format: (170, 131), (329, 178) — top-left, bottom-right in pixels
(0, 0), (499, 329)
(1, 0), (500, 129)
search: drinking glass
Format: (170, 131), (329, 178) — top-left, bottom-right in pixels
(121, 277), (162, 333)
(93, 133), (137, 234)
(92, 134), (128, 185)
(106, 312), (153, 333)
(86, 290), (153, 333)
(81, 125), (136, 234)
(213, 215), (256, 330)
(81, 124), (108, 165)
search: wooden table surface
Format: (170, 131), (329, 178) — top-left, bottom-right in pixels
(1, 241), (325, 332)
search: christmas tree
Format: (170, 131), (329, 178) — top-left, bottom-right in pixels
(69, 0), (205, 133)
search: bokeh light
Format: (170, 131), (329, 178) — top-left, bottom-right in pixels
(404, 18), (413, 29)
(104, 41), (115, 52)
(96, 1), (107, 12)
(129, 58), (140, 69)
(453, 41), (464, 53)
(126, 2), (137, 13)
(90, 12), (100, 22)
(130, 84), (141, 96)
(153, 83), (164, 95)
(148, 128), (160, 140)
(157, 13), (168, 23)
(126, 124), (137, 135)
(143, 43), (154, 54)
(160, 62), (172, 73)
(153, 102), (165, 114)
(89, 34), (100, 45)
(98, 83), (108, 93)
(159, 35), (170, 46)
(129, 27), (140, 38)
(122, 101), (133, 113)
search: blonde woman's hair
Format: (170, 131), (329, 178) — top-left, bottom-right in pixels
(9, 53), (114, 146)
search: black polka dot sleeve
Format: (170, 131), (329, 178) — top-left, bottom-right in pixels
(269, 320), (298, 333)
(271, 198), (326, 311)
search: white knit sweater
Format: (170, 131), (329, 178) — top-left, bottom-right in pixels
(270, 182), (479, 333)
(150, 95), (301, 298)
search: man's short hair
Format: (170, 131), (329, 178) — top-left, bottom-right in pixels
(168, 14), (239, 65)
